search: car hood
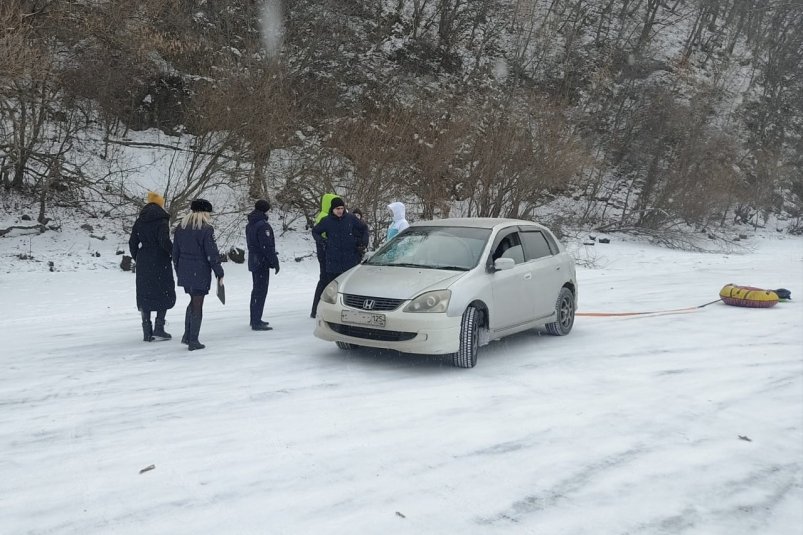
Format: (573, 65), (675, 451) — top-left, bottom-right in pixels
(338, 265), (468, 300)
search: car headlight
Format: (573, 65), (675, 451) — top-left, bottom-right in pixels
(322, 280), (339, 304)
(403, 290), (451, 313)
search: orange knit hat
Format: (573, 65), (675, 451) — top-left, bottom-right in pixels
(147, 191), (165, 208)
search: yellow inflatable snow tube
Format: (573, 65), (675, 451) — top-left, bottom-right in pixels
(720, 284), (779, 308)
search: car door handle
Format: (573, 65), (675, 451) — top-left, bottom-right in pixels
(524, 273), (532, 280)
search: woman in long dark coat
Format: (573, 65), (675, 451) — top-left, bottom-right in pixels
(172, 198), (224, 351)
(129, 191), (176, 341)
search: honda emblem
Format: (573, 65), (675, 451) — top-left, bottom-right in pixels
(363, 299), (375, 310)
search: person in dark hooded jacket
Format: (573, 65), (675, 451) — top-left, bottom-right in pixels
(172, 198), (224, 351)
(351, 207), (370, 260)
(129, 191), (176, 342)
(311, 197), (368, 315)
(246, 199), (279, 330)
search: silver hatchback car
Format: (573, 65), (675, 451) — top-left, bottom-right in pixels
(313, 218), (577, 367)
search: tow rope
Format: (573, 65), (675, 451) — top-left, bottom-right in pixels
(576, 299), (722, 318)
(577, 286), (792, 318)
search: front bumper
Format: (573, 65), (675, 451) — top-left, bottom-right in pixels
(313, 296), (462, 355)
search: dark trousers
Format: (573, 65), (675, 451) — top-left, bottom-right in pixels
(312, 271), (342, 317)
(311, 254), (327, 317)
(250, 267), (270, 326)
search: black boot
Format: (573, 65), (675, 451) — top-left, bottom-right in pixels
(181, 305), (191, 345)
(141, 311), (154, 342)
(153, 312), (172, 340)
(251, 321), (273, 331)
(188, 311), (205, 351)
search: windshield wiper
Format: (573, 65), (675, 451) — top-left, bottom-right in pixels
(367, 262), (468, 271)
(386, 262), (432, 269)
(431, 265), (470, 271)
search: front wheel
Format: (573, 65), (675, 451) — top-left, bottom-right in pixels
(452, 306), (480, 368)
(545, 287), (575, 336)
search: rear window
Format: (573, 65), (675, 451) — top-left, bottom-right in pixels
(521, 230), (553, 260)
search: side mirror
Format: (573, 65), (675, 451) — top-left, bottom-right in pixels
(493, 258), (515, 271)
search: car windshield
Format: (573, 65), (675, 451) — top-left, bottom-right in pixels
(367, 226), (491, 271)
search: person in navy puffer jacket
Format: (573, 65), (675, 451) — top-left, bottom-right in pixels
(245, 199), (279, 331)
(311, 197), (368, 304)
(172, 198), (224, 351)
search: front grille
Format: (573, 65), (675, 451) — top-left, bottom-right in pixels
(328, 322), (416, 342)
(343, 293), (405, 311)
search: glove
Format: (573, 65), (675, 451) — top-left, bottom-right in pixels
(274, 261), (280, 274)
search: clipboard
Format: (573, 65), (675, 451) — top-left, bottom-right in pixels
(216, 281), (226, 305)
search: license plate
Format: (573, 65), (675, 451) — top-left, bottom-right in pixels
(341, 310), (386, 328)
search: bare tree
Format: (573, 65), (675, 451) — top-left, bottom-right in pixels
(209, 61), (298, 201)
(0, 2), (52, 191)
(456, 93), (587, 218)
(328, 109), (413, 245)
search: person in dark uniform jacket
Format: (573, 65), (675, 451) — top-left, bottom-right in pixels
(129, 191), (176, 342)
(245, 199), (280, 331)
(172, 198), (224, 351)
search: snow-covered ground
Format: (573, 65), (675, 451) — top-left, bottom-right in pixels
(1, 225), (801, 534)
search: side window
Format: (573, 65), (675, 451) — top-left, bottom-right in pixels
(492, 232), (525, 264)
(521, 230), (553, 260)
(543, 232), (559, 254)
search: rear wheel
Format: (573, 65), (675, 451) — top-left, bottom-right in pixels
(545, 287), (575, 336)
(336, 341), (357, 350)
(452, 306), (480, 368)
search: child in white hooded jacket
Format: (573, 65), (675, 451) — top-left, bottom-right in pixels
(386, 201), (410, 240)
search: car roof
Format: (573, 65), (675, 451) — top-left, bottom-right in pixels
(409, 217), (550, 231)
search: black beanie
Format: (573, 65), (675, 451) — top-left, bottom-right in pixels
(190, 198), (213, 213)
(330, 197), (345, 210)
(255, 199), (270, 212)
